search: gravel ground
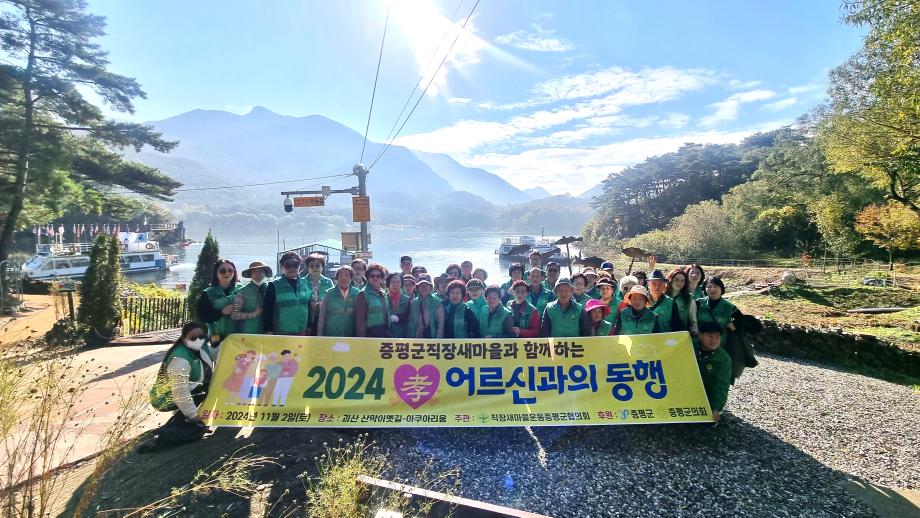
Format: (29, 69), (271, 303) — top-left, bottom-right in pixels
(372, 354), (919, 517)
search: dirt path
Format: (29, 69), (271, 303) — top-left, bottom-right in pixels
(0, 294), (74, 347)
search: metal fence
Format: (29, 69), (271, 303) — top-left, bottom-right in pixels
(120, 296), (188, 335)
(0, 260), (24, 315)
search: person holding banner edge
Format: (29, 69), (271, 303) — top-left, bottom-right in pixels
(696, 321), (732, 423)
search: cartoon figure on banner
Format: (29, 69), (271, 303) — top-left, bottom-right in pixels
(249, 368), (269, 399)
(272, 349), (299, 407)
(257, 352), (282, 406)
(394, 364), (440, 409)
(222, 350), (256, 403)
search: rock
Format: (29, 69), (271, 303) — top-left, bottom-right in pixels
(780, 271), (797, 285)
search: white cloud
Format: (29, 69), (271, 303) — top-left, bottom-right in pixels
(659, 113), (690, 129)
(761, 97), (798, 111)
(448, 97), (471, 105)
(728, 79), (762, 90)
(788, 83), (822, 95)
(494, 22), (574, 52)
(462, 123), (788, 194)
(699, 89), (775, 127)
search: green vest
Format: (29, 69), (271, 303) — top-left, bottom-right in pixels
(466, 296), (487, 319)
(388, 292), (411, 337)
(149, 343), (215, 411)
(322, 286), (359, 336)
(273, 277), (311, 334)
(409, 294), (442, 338)
(696, 297), (736, 347)
(672, 294), (692, 329)
(479, 304), (512, 337)
(593, 319), (613, 336)
(445, 303), (471, 338)
(545, 300), (583, 337)
(691, 285), (705, 300)
(618, 306), (658, 335)
(236, 281), (265, 334)
(603, 299), (618, 324)
(508, 300), (538, 331)
(204, 284), (241, 340)
(528, 286), (555, 316)
(573, 292), (589, 305)
(650, 294), (676, 332)
(542, 280), (553, 293)
(698, 346), (732, 411)
(613, 290), (623, 308)
(364, 288), (390, 329)
(303, 274), (334, 302)
(586, 286), (601, 300)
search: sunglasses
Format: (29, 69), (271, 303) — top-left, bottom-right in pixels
(283, 262), (300, 269)
(218, 268), (234, 274)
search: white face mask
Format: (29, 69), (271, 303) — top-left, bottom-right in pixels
(184, 337), (206, 350)
(251, 278), (265, 286)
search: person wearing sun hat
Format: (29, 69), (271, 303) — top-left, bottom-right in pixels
(408, 275), (444, 338)
(541, 278), (590, 337)
(583, 268), (601, 300)
(465, 278), (487, 318)
(232, 261), (273, 334)
(584, 298), (614, 336)
(614, 284), (660, 335)
(646, 269), (685, 332)
(595, 277), (618, 324)
(262, 252), (312, 335)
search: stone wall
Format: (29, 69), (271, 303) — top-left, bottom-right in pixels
(750, 320), (920, 378)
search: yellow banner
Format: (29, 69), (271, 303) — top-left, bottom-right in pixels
(200, 332), (713, 427)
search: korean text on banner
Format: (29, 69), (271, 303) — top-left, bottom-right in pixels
(200, 332), (713, 428)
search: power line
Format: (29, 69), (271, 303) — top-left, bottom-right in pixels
(369, 0), (481, 170)
(360, 3), (391, 164)
(173, 173), (352, 192)
(375, 0), (465, 151)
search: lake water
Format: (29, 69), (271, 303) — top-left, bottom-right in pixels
(139, 226), (574, 287)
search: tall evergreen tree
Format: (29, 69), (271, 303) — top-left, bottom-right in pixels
(187, 231), (219, 320)
(77, 234), (108, 329)
(77, 234), (121, 339)
(0, 0), (180, 269)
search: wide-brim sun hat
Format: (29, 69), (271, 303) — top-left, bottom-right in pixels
(242, 261), (273, 278)
(584, 298), (611, 317)
(553, 278), (574, 292)
(623, 284), (651, 304)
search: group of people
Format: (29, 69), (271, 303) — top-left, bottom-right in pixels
(146, 252), (743, 448)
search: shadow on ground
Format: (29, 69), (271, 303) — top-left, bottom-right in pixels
(60, 412), (905, 517)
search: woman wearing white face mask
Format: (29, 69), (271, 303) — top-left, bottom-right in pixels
(145, 322), (217, 450)
(232, 261), (272, 333)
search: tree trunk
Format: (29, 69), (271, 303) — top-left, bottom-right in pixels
(0, 11), (36, 266)
(888, 247), (893, 271)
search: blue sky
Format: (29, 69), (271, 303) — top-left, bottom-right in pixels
(87, 0), (865, 194)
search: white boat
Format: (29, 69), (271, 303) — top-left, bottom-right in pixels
(496, 235), (569, 264)
(21, 232), (178, 280)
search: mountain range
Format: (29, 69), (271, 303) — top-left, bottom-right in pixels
(129, 107), (594, 234)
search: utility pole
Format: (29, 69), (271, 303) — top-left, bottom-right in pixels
(281, 162), (371, 256)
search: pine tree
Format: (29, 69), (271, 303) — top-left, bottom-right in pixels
(101, 235), (122, 332)
(78, 234), (109, 329)
(187, 231), (220, 320)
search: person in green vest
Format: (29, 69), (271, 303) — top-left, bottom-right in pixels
(386, 273), (412, 337)
(528, 250), (542, 270)
(443, 280), (480, 338)
(527, 267), (556, 316)
(399, 255), (413, 276)
(507, 279), (540, 338)
(614, 285), (661, 335)
(479, 285), (514, 338)
(686, 263), (706, 300)
(465, 278), (487, 317)
(695, 276), (740, 349)
(597, 277), (619, 324)
(541, 278), (590, 337)
(408, 276), (444, 338)
(646, 269), (685, 332)
(571, 273), (589, 305)
(543, 261), (561, 292)
(262, 252), (312, 335)
(144, 322), (216, 449)
(351, 258), (368, 291)
(472, 268), (488, 283)
(584, 298), (613, 336)
(696, 321), (732, 423)
(460, 261), (474, 282)
(500, 263), (525, 304)
(355, 264), (391, 337)
(232, 261), (272, 334)
(302, 253), (334, 334)
(667, 268), (698, 335)
(318, 265), (360, 337)
(583, 268), (601, 299)
(196, 259), (242, 347)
